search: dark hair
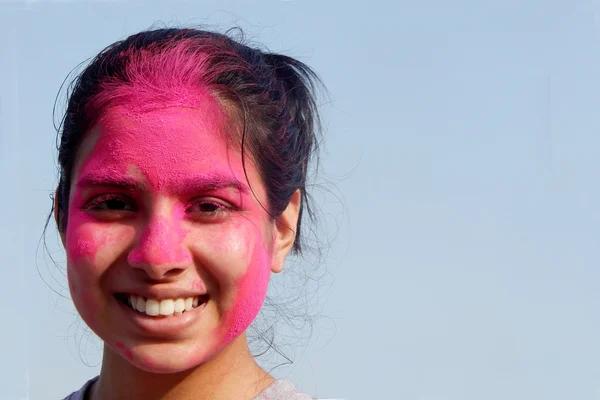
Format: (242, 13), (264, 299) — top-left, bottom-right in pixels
(54, 27), (323, 253)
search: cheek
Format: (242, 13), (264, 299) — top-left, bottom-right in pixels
(66, 211), (134, 324)
(65, 211), (133, 266)
(224, 243), (271, 341)
(65, 211), (104, 264)
(215, 232), (272, 345)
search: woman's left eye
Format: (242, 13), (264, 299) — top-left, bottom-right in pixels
(187, 200), (230, 219)
(195, 202), (222, 213)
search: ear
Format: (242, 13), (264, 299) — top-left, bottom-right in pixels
(271, 190), (301, 273)
(54, 188), (66, 248)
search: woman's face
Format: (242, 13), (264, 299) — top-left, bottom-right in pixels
(63, 98), (289, 373)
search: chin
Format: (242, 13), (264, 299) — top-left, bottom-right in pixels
(115, 340), (219, 374)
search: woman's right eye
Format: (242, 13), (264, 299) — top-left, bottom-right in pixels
(85, 195), (137, 214)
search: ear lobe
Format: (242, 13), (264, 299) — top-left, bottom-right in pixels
(271, 190), (301, 273)
(54, 188), (66, 247)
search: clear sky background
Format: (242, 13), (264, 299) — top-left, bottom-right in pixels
(2, 1), (600, 399)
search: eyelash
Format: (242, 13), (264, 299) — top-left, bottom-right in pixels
(85, 194), (136, 212)
(83, 194), (231, 220)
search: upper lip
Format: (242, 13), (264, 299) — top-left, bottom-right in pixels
(113, 286), (208, 301)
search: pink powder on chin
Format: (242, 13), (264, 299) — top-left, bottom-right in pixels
(115, 341), (134, 361)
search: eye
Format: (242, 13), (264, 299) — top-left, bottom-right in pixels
(187, 199), (230, 220)
(85, 194), (137, 214)
(196, 202), (221, 213)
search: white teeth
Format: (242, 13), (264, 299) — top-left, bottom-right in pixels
(123, 295), (201, 317)
(145, 299), (160, 316)
(136, 297), (146, 313)
(174, 298), (185, 313)
(159, 299), (175, 316)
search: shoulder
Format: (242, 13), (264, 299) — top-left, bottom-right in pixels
(62, 376), (98, 400)
(253, 379), (317, 400)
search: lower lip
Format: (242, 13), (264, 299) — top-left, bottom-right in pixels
(115, 297), (208, 337)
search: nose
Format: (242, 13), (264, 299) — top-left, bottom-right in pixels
(127, 213), (192, 280)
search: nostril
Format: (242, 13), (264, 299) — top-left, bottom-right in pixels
(128, 249), (191, 270)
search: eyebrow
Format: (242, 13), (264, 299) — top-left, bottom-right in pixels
(77, 174), (143, 192)
(76, 172), (249, 195)
(173, 174), (249, 195)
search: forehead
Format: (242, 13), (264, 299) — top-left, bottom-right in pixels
(73, 103), (242, 190)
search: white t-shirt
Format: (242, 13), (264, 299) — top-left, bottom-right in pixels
(63, 376), (316, 400)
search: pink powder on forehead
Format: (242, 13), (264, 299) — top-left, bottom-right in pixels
(82, 98), (233, 191)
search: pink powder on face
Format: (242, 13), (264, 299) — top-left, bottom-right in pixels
(127, 214), (191, 267)
(220, 239), (271, 344)
(115, 341), (134, 361)
(191, 280), (206, 292)
(66, 88), (275, 368)
(68, 96), (230, 265)
(66, 213), (105, 264)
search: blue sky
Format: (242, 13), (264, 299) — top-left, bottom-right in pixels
(3, 1), (600, 399)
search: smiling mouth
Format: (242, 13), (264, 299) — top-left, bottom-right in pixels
(114, 293), (208, 317)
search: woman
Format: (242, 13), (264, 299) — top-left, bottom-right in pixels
(55, 27), (325, 399)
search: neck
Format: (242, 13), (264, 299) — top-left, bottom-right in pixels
(89, 333), (274, 400)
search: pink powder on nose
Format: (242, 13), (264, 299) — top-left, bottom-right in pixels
(128, 215), (191, 267)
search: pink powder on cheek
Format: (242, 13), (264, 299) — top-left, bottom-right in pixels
(192, 280), (206, 292)
(219, 240), (271, 345)
(65, 213), (102, 264)
(65, 207), (134, 266)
